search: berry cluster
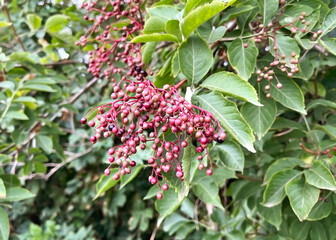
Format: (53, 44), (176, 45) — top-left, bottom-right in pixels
(322, 147), (336, 159)
(245, 0), (323, 98)
(78, 0), (226, 199)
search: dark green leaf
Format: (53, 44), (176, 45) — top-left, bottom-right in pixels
(304, 162), (336, 191)
(211, 141), (244, 172)
(120, 165), (143, 189)
(319, 8), (336, 38)
(258, 203), (282, 230)
(0, 207), (9, 240)
(192, 178), (223, 210)
(257, 0), (278, 25)
(94, 169), (120, 199)
(290, 219), (311, 240)
(35, 135), (53, 154)
(155, 188), (183, 225)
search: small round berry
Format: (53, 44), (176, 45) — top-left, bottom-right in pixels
(81, 117), (87, 124)
(277, 83), (283, 89)
(328, 154), (332, 158)
(113, 173), (120, 180)
(220, 132), (226, 140)
(157, 193), (163, 199)
(206, 169), (213, 176)
(89, 120), (95, 127)
(104, 168), (110, 176)
(176, 171), (184, 178)
(198, 163), (204, 170)
(181, 141), (188, 148)
(162, 184), (169, 191)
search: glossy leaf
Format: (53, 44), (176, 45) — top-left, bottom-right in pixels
(94, 169), (120, 199)
(319, 8), (336, 38)
(227, 38), (258, 80)
(264, 157), (303, 183)
(241, 92), (276, 139)
(263, 169), (301, 207)
(257, 0), (278, 25)
(211, 141), (244, 172)
(201, 71), (261, 106)
(285, 178), (319, 221)
(184, 0), (211, 16)
(142, 17), (165, 34)
(178, 34), (212, 85)
(193, 91), (255, 152)
(307, 194), (333, 221)
(304, 162), (336, 191)
(267, 76), (306, 115)
(132, 33), (178, 43)
(120, 165), (143, 189)
(192, 178), (223, 210)
(180, 0), (236, 38)
(26, 14), (42, 31)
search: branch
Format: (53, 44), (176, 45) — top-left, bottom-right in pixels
(235, 173), (263, 182)
(2, 5), (26, 51)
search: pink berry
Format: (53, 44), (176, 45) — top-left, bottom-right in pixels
(206, 169), (213, 176)
(104, 168), (110, 176)
(157, 193), (163, 199)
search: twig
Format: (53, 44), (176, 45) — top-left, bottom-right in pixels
(235, 173), (263, 182)
(299, 143), (320, 156)
(2, 5), (26, 51)
(150, 223), (159, 240)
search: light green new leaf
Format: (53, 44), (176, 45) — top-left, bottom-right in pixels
(142, 42), (158, 65)
(120, 165), (143, 189)
(0, 81), (15, 91)
(285, 178), (319, 221)
(21, 83), (56, 92)
(13, 96), (36, 103)
(147, 5), (179, 23)
(304, 162), (336, 191)
(184, 0), (211, 16)
(3, 187), (35, 202)
(201, 71), (261, 106)
(241, 92), (276, 139)
(0, 207), (9, 240)
(257, 0), (278, 25)
(142, 17), (165, 34)
(178, 34), (212, 85)
(193, 178), (223, 210)
(180, 0), (236, 38)
(166, 20), (182, 42)
(319, 8), (336, 38)
(0, 21), (11, 28)
(263, 169), (301, 207)
(227, 38), (258, 81)
(155, 188), (182, 226)
(94, 169), (120, 199)
(211, 141), (244, 172)
(267, 76), (306, 115)
(0, 179), (5, 199)
(319, 38), (336, 56)
(36, 135), (53, 154)
(45, 14), (69, 33)
(258, 203), (282, 230)
(26, 14), (42, 31)
(5, 111), (29, 120)
(132, 33), (178, 43)
(193, 92), (255, 152)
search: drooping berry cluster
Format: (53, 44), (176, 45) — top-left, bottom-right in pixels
(78, 0), (226, 199)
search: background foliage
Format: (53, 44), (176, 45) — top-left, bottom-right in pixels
(0, 0), (336, 239)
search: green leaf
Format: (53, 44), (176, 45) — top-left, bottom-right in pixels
(258, 203), (282, 230)
(310, 222), (327, 240)
(318, 125), (336, 139)
(11, 130), (28, 145)
(257, 0), (278, 25)
(21, 83), (56, 92)
(13, 96), (36, 103)
(192, 178), (223, 210)
(181, 140), (197, 188)
(193, 91), (255, 152)
(147, 5), (179, 23)
(227, 39), (258, 80)
(166, 20), (182, 42)
(198, 22), (226, 43)
(45, 14), (69, 33)
(269, 34), (300, 68)
(304, 162), (336, 191)
(263, 169), (301, 207)
(219, 5), (256, 24)
(211, 141), (244, 172)
(35, 135), (53, 154)
(307, 194), (333, 221)
(0, 21), (11, 28)
(178, 34), (212, 85)
(0, 179), (5, 199)
(290, 219), (311, 240)
(120, 165), (143, 189)
(0, 155), (11, 164)
(0, 81), (15, 91)
(171, 51), (180, 78)
(319, 38), (336, 56)
(142, 17), (165, 34)
(26, 14), (42, 31)
(5, 111), (29, 120)
(241, 92), (276, 139)
(264, 157), (303, 183)
(180, 0), (236, 38)
(285, 178), (319, 221)
(142, 42), (158, 65)
(3, 187), (35, 202)
(143, 185), (160, 200)
(319, 8), (336, 38)
(94, 169), (120, 199)
(201, 71), (261, 106)
(132, 33), (178, 43)
(155, 188), (182, 225)
(184, 0), (211, 16)
(0, 207), (9, 240)
(266, 76), (306, 115)
(307, 99), (336, 111)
